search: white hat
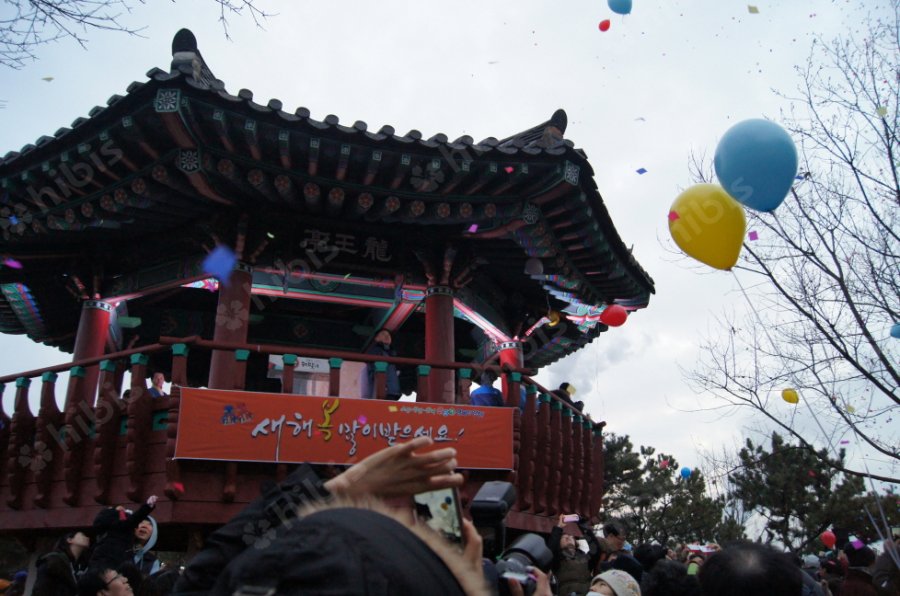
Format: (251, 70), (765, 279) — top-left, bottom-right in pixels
(591, 569), (642, 596)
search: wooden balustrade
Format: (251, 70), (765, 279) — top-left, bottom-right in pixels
(0, 336), (606, 532)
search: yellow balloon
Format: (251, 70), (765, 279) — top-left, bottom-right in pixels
(782, 389), (799, 404)
(668, 184), (747, 270)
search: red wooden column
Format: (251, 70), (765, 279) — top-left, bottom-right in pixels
(34, 372), (62, 508)
(6, 378), (34, 509)
(208, 263), (253, 389)
(498, 341), (523, 403)
(165, 343), (189, 499)
(71, 300), (113, 409)
(424, 286), (455, 404)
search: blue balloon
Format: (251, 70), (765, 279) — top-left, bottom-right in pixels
(891, 323), (900, 339)
(608, 0), (632, 15)
(714, 119), (798, 212)
(680, 467), (692, 479)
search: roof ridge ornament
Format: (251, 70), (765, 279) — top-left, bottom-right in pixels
(170, 28), (221, 89)
(497, 109), (568, 151)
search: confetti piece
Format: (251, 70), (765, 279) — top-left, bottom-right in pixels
(504, 166), (514, 174)
(2, 257), (22, 269)
(668, 211), (679, 222)
(846, 405), (856, 414)
(8, 215), (18, 225)
(388, 406), (398, 412)
(172, 482), (185, 493)
(202, 245), (237, 286)
(876, 106), (888, 117)
(840, 440), (849, 444)
(41, 76), (54, 82)
(748, 231), (758, 241)
(344, 273), (352, 279)
(357, 416), (367, 424)
(599, 20), (611, 32)
(634, 117), (646, 122)
(747, 5), (759, 13)
(266, 232), (275, 239)
(467, 224), (479, 233)
(636, 168), (647, 175)
(808, 470), (816, 478)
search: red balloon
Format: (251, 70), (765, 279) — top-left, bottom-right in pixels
(599, 19), (611, 31)
(820, 531), (836, 549)
(599, 304), (628, 327)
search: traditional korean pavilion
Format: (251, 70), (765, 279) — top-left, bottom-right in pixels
(0, 29), (654, 552)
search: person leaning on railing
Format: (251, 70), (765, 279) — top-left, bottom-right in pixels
(359, 329), (401, 400)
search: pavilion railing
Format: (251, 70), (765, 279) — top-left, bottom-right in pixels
(0, 337), (604, 529)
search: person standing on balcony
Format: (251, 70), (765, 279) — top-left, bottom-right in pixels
(553, 383), (585, 412)
(360, 329), (401, 400)
(470, 370), (504, 407)
(147, 373), (167, 399)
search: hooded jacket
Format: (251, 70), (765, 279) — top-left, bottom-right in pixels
(133, 514), (161, 575)
(89, 502), (154, 571)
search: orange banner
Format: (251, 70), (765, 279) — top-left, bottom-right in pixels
(175, 388), (514, 469)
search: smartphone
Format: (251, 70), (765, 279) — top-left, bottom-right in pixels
(413, 487), (465, 546)
(563, 514), (580, 523)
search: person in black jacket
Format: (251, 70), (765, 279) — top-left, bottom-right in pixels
(548, 514), (602, 596)
(89, 496), (157, 572)
(33, 531), (91, 596)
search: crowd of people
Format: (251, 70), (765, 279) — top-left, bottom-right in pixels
(0, 436), (897, 596)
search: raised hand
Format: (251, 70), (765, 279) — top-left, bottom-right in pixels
(323, 436), (463, 499)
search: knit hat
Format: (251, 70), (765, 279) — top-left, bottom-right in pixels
(591, 569), (642, 596)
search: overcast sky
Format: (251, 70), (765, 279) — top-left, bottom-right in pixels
(1, 1), (893, 482)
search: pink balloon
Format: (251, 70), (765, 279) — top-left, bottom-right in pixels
(599, 304), (628, 327)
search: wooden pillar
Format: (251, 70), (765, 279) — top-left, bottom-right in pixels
(34, 372), (62, 507)
(416, 365), (431, 400)
(0, 384), (8, 483)
(559, 409), (574, 515)
(547, 399), (563, 515)
(569, 414), (583, 514)
(580, 418), (593, 517)
(208, 263), (253, 389)
(457, 368), (473, 405)
(126, 354), (152, 501)
(328, 358), (342, 397)
(62, 367), (88, 506)
(498, 341), (523, 405)
(6, 378), (34, 509)
(589, 428), (605, 520)
(517, 384), (537, 511)
(276, 354), (297, 483)
(531, 393), (551, 513)
(94, 360), (125, 504)
(71, 300), (113, 409)
(281, 354), (297, 394)
(165, 343), (189, 499)
(424, 286), (455, 404)
(222, 350), (250, 502)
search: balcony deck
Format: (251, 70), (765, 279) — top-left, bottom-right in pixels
(0, 337), (604, 547)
